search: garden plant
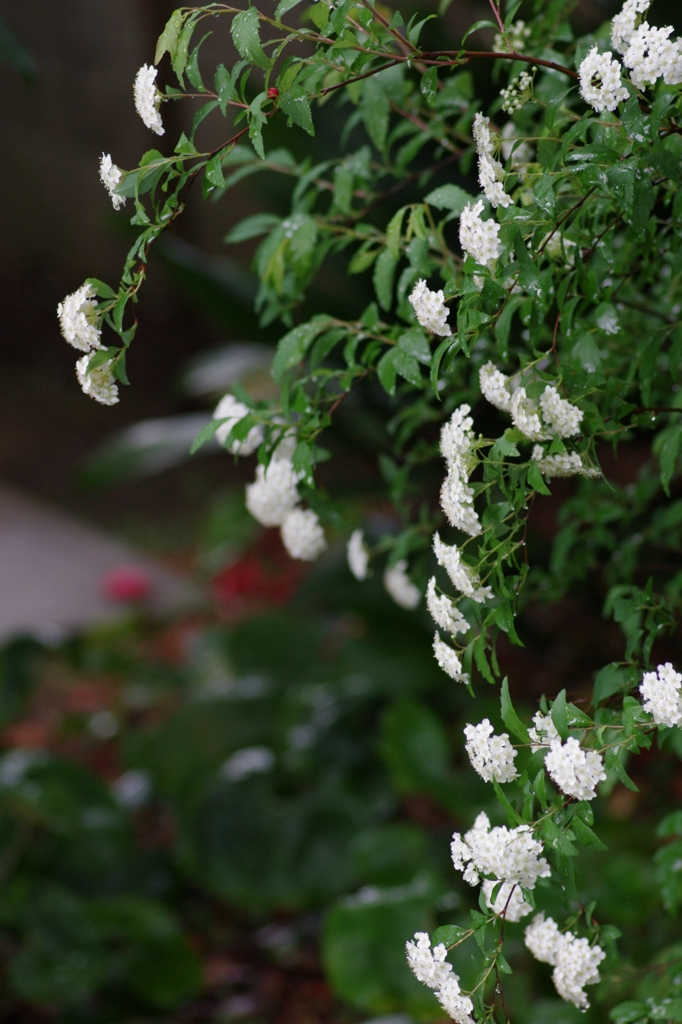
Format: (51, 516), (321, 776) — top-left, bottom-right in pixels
(38, 0), (682, 1019)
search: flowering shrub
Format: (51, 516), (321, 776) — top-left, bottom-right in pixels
(58, 0), (682, 1019)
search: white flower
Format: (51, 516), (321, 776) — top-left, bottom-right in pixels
(500, 70), (534, 114)
(426, 578), (470, 635)
(539, 386), (583, 438)
(553, 934), (605, 1009)
(433, 533), (493, 604)
(75, 355), (119, 406)
(524, 913), (564, 963)
(459, 200), (501, 268)
(510, 386), (548, 441)
(623, 23), (682, 88)
(436, 976), (475, 1024)
(409, 279), (451, 336)
(214, 394), (264, 455)
(612, 0), (651, 55)
(433, 632), (469, 683)
(280, 507), (326, 561)
(347, 529), (369, 580)
(532, 445), (601, 479)
(640, 662), (682, 727)
(579, 46), (629, 112)
(482, 879), (532, 921)
(406, 932), (453, 990)
(57, 283), (103, 352)
(464, 719), (519, 783)
(384, 560), (420, 609)
(472, 113), (512, 209)
(134, 64), (164, 135)
(99, 154), (125, 210)
(245, 458), (301, 527)
(528, 711), (559, 752)
(526, 916), (605, 1009)
(439, 405), (481, 537)
(479, 362), (512, 412)
(494, 20), (531, 53)
(501, 121), (534, 166)
(544, 737), (606, 801)
(451, 811), (550, 890)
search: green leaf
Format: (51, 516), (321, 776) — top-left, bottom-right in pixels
(377, 349), (397, 395)
(610, 1002), (650, 1024)
(189, 418), (222, 455)
(659, 425), (682, 495)
(205, 152), (226, 189)
(275, 0), (306, 17)
(528, 460), (551, 495)
(361, 74), (390, 151)
(500, 677), (531, 743)
(373, 249), (398, 311)
(0, 16), (37, 81)
(593, 662), (627, 704)
(533, 171), (555, 215)
(432, 925), (469, 947)
(225, 213), (281, 243)
(398, 329), (431, 365)
(215, 60), (245, 115)
(272, 319), (329, 380)
(430, 336), (458, 396)
(490, 430), (520, 460)
(393, 349), (422, 388)
(571, 814), (607, 850)
(425, 184), (474, 215)
(461, 18), (497, 43)
(386, 207), (406, 259)
(86, 278), (116, 300)
(550, 690), (569, 740)
(280, 85), (315, 135)
(231, 8), (271, 71)
(155, 9), (187, 65)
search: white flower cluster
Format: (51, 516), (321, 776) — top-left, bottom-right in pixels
(481, 879), (532, 921)
(426, 578), (470, 635)
(493, 20), (531, 53)
(472, 113), (511, 209)
(524, 913), (606, 1009)
(57, 282), (103, 353)
(433, 633), (469, 683)
(434, 533), (493, 604)
(532, 446), (601, 479)
(612, 0), (651, 54)
(440, 405), (481, 537)
(479, 361), (512, 412)
(459, 200), (501, 268)
(347, 529), (369, 581)
(214, 394), (264, 456)
(384, 560), (421, 609)
(464, 719), (519, 783)
(245, 440), (327, 561)
(409, 279), (451, 337)
(578, 46), (629, 112)
(76, 356), (120, 406)
(134, 64), (165, 135)
(58, 284), (119, 405)
(640, 662), (682, 727)
(500, 70), (534, 114)
(99, 154), (125, 210)
(528, 711), (559, 751)
(539, 386), (584, 437)
(451, 812), (550, 890)
(545, 737), (606, 801)
(405, 933), (474, 1024)
(479, 364), (584, 444)
(623, 23), (682, 89)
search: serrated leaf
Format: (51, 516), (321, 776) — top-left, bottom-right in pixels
(500, 677), (530, 743)
(571, 813), (607, 850)
(377, 348), (397, 396)
(155, 9), (187, 65)
(373, 249), (398, 311)
(361, 74), (390, 151)
(425, 184), (474, 215)
(432, 925), (468, 947)
(386, 207), (406, 259)
(280, 85), (315, 135)
(420, 67), (438, 106)
(398, 329), (431, 365)
(528, 460), (551, 495)
(272, 319), (328, 380)
(551, 689), (569, 740)
(533, 171), (555, 215)
(205, 152), (226, 188)
(231, 8), (271, 71)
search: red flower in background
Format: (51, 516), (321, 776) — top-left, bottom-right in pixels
(212, 530), (304, 611)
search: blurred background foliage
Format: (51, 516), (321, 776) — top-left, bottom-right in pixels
(2, 0), (682, 1021)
